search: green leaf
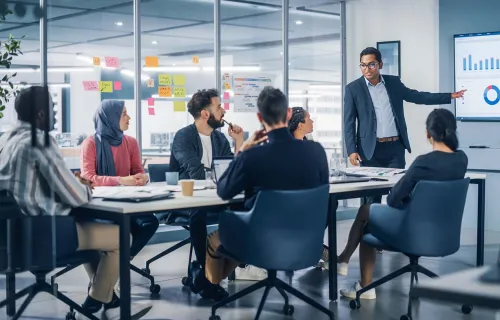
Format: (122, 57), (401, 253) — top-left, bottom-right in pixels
(1, 75), (7, 81)
(0, 105), (4, 111)
(2, 52), (7, 59)
(9, 82), (13, 89)
(0, 112), (4, 119)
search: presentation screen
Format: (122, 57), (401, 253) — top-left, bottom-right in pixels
(455, 31), (500, 121)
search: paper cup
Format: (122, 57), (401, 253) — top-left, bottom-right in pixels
(180, 179), (195, 196)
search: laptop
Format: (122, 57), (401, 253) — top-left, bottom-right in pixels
(212, 156), (234, 183)
(480, 246), (500, 283)
(330, 175), (371, 184)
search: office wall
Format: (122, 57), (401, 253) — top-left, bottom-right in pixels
(345, 0), (440, 166)
(439, 0), (500, 232)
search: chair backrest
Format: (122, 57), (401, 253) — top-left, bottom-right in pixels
(391, 178), (470, 257)
(221, 185), (330, 271)
(148, 164), (170, 182)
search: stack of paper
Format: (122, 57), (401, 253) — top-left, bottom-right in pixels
(343, 167), (406, 177)
(92, 185), (206, 199)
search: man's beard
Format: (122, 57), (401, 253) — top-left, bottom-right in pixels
(207, 114), (224, 129)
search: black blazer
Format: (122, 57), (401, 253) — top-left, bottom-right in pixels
(343, 75), (451, 160)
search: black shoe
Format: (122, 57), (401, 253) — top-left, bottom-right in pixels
(199, 283), (229, 302)
(189, 261), (206, 294)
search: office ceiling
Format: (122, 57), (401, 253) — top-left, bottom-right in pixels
(0, 0), (343, 83)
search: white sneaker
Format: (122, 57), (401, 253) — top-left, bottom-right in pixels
(235, 265), (267, 281)
(337, 262), (348, 276)
(340, 281), (376, 300)
(103, 302), (153, 320)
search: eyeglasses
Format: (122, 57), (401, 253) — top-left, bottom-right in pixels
(359, 62), (379, 70)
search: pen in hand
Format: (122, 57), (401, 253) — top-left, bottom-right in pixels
(223, 119), (234, 130)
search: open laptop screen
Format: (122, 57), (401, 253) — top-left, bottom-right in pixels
(212, 157), (234, 183)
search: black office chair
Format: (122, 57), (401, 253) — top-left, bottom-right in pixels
(349, 179), (472, 320)
(0, 193), (99, 320)
(51, 169), (161, 294)
(209, 185), (334, 320)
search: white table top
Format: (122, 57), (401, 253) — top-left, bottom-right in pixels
(411, 266), (500, 308)
(83, 173), (486, 215)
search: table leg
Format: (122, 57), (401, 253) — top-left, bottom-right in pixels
(119, 215), (131, 320)
(6, 273), (15, 316)
(328, 195), (337, 301)
(476, 180), (485, 267)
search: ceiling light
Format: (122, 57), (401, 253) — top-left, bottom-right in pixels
(295, 20), (303, 25)
(115, 21), (123, 26)
(152, 40), (158, 45)
(202, 66), (261, 72)
(143, 66), (201, 72)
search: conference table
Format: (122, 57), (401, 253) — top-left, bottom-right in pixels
(81, 173), (486, 320)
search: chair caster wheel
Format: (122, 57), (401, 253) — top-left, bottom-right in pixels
(400, 315), (411, 320)
(209, 315), (221, 320)
(66, 311), (76, 320)
(149, 284), (161, 294)
(462, 305), (473, 314)
(349, 299), (360, 310)
(283, 304), (294, 315)
(182, 276), (192, 287)
(142, 268), (151, 275)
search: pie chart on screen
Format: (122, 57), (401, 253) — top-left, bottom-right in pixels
(484, 85), (500, 106)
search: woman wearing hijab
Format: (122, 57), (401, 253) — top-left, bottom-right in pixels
(80, 100), (159, 258)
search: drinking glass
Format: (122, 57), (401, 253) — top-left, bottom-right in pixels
(204, 169), (216, 189)
(338, 158), (347, 177)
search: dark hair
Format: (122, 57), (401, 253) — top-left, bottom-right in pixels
(426, 108), (458, 151)
(15, 86), (50, 122)
(360, 47), (382, 63)
(257, 86), (288, 126)
(288, 107), (306, 135)
(187, 89), (219, 118)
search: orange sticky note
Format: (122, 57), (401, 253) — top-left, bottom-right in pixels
(223, 82), (231, 90)
(158, 86), (172, 97)
(192, 56), (199, 64)
(145, 56), (159, 67)
(93, 57), (101, 66)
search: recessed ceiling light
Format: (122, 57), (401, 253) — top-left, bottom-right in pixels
(295, 20), (303, 25)
(152, 40), (158, 45)
(115, 21), (123, 26)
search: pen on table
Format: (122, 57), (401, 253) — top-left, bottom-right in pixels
(469, 145), (490, 149)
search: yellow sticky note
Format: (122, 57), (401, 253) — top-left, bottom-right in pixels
(99, 81), (113, 93)
(158, 86), (172, 97)
(173, 101), (186, 112)
(173, 87), (186, 98)
(93, 57), (101, 66)
(158, 74), (172, 86)
(145, 56), (159, 67)
(192, 56), (199, 64)
(173, 75), (186, 86)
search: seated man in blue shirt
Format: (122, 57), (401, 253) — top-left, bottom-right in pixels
(170, 89), (245, 300)
(203, 86), (330, 288)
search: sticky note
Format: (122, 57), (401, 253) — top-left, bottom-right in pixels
(223, 73), (230, 81)
(192, 56), (199, 64)
(223, 103), (230, 110)
(173, 87), (186, 98)
(147, 98), (154, 106)
(93, 57), (101, 66)
(147, 79), (155, 88)
(148, 107), (155, 115)
(82, 81), (99, 91)
(113, 81), (122, 90)
(145, 56), (159, 67)
(174, 101), (186, 112)
(99, 81), (113, 93)
(158, 74), (172, 86)
(223, 82), (231, 90)
(173, 75), (186, 86)
(159, 86), (172, 97)
(104, 56), (119, 68)
(223, 92), (230, 100)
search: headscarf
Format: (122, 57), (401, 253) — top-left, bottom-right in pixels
(288, 107), (307, 140)
(94, 100), (125, 176)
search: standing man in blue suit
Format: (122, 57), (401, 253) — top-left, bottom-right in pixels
(343, 47), (466, 172)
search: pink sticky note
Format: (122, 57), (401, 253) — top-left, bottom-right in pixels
(147, 98), (154, 106)
(223, 103), (230, 110)
(113, 81), (122, 90)
(104, 56), (119, 68)
(82, 81), (99, 91)
(148, 107), (155, 115)
(223, 92), (230, 100)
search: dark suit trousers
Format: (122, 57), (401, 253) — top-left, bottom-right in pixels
(361, 140), (405, 203)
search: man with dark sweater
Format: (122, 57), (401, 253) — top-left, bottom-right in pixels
(170, 89), (244, 300)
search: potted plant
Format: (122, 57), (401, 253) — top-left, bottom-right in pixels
(0, 9), (24, 119)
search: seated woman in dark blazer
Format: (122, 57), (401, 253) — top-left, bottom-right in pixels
(338, 108), (468, 300)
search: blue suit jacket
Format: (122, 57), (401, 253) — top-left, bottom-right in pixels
(343, 75), (451, 160)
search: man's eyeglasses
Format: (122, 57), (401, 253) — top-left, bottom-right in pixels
(359, 62), (379, 70)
